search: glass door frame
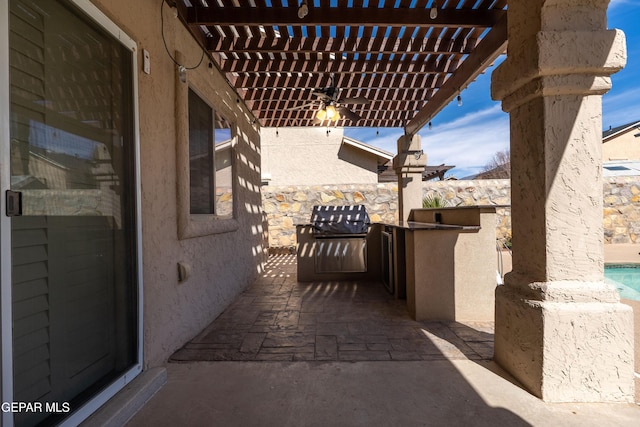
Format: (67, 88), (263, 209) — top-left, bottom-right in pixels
(0, 0), (144, 425)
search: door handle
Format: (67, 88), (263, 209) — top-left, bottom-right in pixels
(6, 190), (22, 217)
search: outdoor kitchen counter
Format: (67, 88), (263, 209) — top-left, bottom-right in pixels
(297, 221), (479, 232)
(385, 207), (498, 322)
(381, 221), (481, 231)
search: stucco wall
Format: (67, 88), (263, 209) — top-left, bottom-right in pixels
(91, 0), (265, 367)
(603, 129), (640, 161)
(264, 177), (640, 248)
(261, 127), (380, 186)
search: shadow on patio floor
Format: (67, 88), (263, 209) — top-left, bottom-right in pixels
(122, 255), (640, 427)
(170, 254), (495, 363)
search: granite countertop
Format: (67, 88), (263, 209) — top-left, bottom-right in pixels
(296, 222), (481, 231)
(380, 221), (481, 231)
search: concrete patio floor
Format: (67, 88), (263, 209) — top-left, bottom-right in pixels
(169, 254), (494, 363)
(125, 253), (640, 426)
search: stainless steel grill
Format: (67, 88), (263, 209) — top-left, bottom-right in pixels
(309, 205), (370, 274)
(310, 205), (370, 236)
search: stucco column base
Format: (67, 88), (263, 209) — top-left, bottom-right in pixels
(494, 281), (635, 403)
(489, 0), (632, 404)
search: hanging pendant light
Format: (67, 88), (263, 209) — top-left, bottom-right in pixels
(316, 108), (327, 121)
(325, 104), (337, 119)
(430, 1), (438, 19)
(298, 0), (309, 19)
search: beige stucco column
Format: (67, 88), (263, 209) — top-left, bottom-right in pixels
(491, 0), (633, 402)
(393, 134), (426, 222)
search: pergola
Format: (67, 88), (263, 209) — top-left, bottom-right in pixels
(173, 0), (507, 134)
(170, 0), (634, 404)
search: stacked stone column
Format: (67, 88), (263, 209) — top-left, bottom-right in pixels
(491, 0), (633, 401)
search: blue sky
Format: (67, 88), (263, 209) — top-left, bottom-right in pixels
(344, 0), (640, 179)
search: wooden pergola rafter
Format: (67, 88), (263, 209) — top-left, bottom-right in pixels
(177, 0), (508, 132)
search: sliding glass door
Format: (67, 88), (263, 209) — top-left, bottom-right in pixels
(4, 0), (141, 425)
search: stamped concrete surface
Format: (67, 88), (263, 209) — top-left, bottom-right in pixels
(170, 255), (493, 363)
(125, 253), (640, 426)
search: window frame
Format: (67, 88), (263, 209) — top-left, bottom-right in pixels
(175, 54), (238, 239)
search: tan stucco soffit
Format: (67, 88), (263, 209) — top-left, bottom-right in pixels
(492, 29), (626, 107)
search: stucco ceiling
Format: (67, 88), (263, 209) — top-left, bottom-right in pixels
(176, 0), (507, 134)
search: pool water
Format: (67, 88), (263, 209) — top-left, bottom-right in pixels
(604, 264), (640, 301)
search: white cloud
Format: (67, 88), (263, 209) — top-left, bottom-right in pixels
(419, 105), (510, 169)
(603, 86), (640, 128)
(345, 105), (510, 177)
(350, 88), (633, 178)
(609, 0), (634, 9)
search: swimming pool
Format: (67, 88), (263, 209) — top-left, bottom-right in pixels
(604, 264), (640, 301)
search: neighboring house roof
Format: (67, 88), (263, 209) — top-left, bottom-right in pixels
(377, 161), (455, 182)
(474, 163), (510, 179)
(341, 136), (393, 164)
(603, 120), (640, 141)
(340, 136), (454, 182)
(215, 139), (232, 151)
(465, 122), (640, 180)
(603, 160), (640, 177)
(423, 165), (456, 181)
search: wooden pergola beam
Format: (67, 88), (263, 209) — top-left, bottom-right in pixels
(187, 7), (505, 28)
(405, 13), (507, 136)
(208, 36), (477, 55)
(220, 57), (456, 75)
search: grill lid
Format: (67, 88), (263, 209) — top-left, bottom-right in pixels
(311, 205), (370, 234)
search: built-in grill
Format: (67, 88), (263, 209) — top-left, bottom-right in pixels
(308, 205), (370, 273)
(310, 205), (370, 236)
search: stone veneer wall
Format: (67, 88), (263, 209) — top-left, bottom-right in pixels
(263, 176), (640, 249)
(604, 176), (640, 243)
(262, 184), (399, 248)
(423, 179), (512, 243)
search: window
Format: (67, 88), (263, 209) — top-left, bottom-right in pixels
(189, 89), (214, 214)
(178, 77), (237, 238)
(604, 166), (631, 171)
(188, 89), (234, 217)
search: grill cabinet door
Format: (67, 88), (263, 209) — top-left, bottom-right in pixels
(314, 238), (367, 273)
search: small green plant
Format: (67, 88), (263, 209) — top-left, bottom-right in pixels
(498, 232), (512, 250)
(503, 234), (512, 249)
(501, 237), (512, 250)
(422, 194), (449, 208)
